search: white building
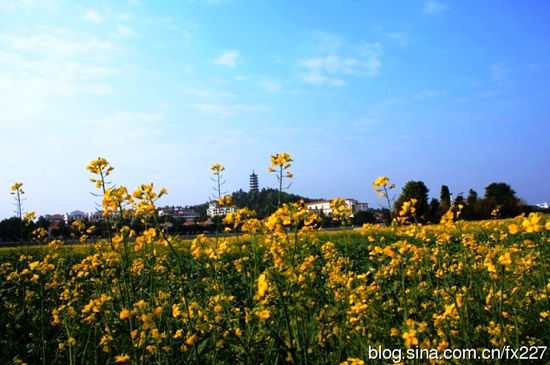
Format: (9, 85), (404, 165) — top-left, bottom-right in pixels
(306, 199), (368, 217)
(87, 211), (105, 222)
(536, 202), (549, 209)
(65, 210), (87, 223)
(158, 206), (198, 220)
(206, 201), (236, 218)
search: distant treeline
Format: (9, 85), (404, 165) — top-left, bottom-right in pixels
(391, 181), (546, 224)
(0, 184), (546, 242)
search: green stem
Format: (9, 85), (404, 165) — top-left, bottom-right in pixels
(278, 166), (283, 208)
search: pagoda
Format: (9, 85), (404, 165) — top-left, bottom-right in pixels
(249, 171), (259, 192)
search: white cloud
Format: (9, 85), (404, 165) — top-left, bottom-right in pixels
(180, 88), (235, 100)
(116, 24), (137, 38)
(83, 10), (104, 24)
(310, 31), (344, 54)
(259, 79), (281, 93)
(196, 0), (232, 4)
(351, 117), (380, 134)
(0, 0), (35, 12)
(0, 31), (113, 59)
(212, 50), (239, 68)
(195, 103), (266, 118)
(423, 1), (448, 15)
(0, 49), (119, 81)
(387, 32), (409, 47)
(414, 90), (443, 99)
(90, 111), (167, 146)
(0, 31), (118, 82)
(299, 43), (382, 86)
(300, 68), (345, 87)
(0, 29), (120, 124)
(181, 29), (192, 43)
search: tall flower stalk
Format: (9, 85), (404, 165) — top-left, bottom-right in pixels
(268, 153), (293, 207)
(10, 182), (25, 219)
(372, 176), (396, 226)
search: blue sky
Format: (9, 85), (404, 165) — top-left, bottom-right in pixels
(1, 0), (549, 218)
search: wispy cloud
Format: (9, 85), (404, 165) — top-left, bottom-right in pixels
(82, 10), (104, 24)
(299, 39), (382, 87)
(310, 31), (344, 54)
(115, 24), (137, 38)
(180, 88), (235, 100)
(387, 32), (409, 47)
(0, 28), (119, 124)
(181, 29), (192, 43)
(259, 79), (281, 93)
(194, 0), (232, 4)
(414, 89), (443, 99)
(212, 50), (239, 68)
(423, 1), (448, 15)
(91, 111), (167, 146)
(0, 30), (113, 59)
(194, 103), (266, 118)
(0, 0), (35, 12)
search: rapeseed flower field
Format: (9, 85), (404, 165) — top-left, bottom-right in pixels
(1, 156), (549, 364)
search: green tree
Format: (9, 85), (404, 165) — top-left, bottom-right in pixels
(483, 182), (521, 218)
(426, 198), (441, 223)
(461, 189), (478, 220)
(229, 188), (314, 219)
(485, 183), (516, 205)
(394, 181), (429, 222)
(439, 185), (451, 215)
(0, 217), (27, 242)
(351, 210), (376, 226)
(466, 189), (478, 205)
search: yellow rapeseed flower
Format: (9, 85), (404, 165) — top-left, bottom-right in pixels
(255, 309), (270, 320)
(210, 163), (225, 175)
(270, 153), (292, 167)
(508, 224), (520, 235)
(23, 211), (36, 223)
(498, 252), (512, 266)
(522, 213), (543, 233)
(185, 334), (197, 345)
(172, 304), (181, 318)
(114, 354), (130, 363)
(10, 182), (24, 192)
(119, 309), (131, 319)
(372, 176), (389, 188)
(402, 328), (418, 348)
(87, 157), (114, 176)
(257, 273), (269, 298)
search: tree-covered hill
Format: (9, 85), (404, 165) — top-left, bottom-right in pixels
(230, 188), (316, 219)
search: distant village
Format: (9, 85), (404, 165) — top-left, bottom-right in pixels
(40, 171), (369, 230)
(5, 171), (549, 242)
